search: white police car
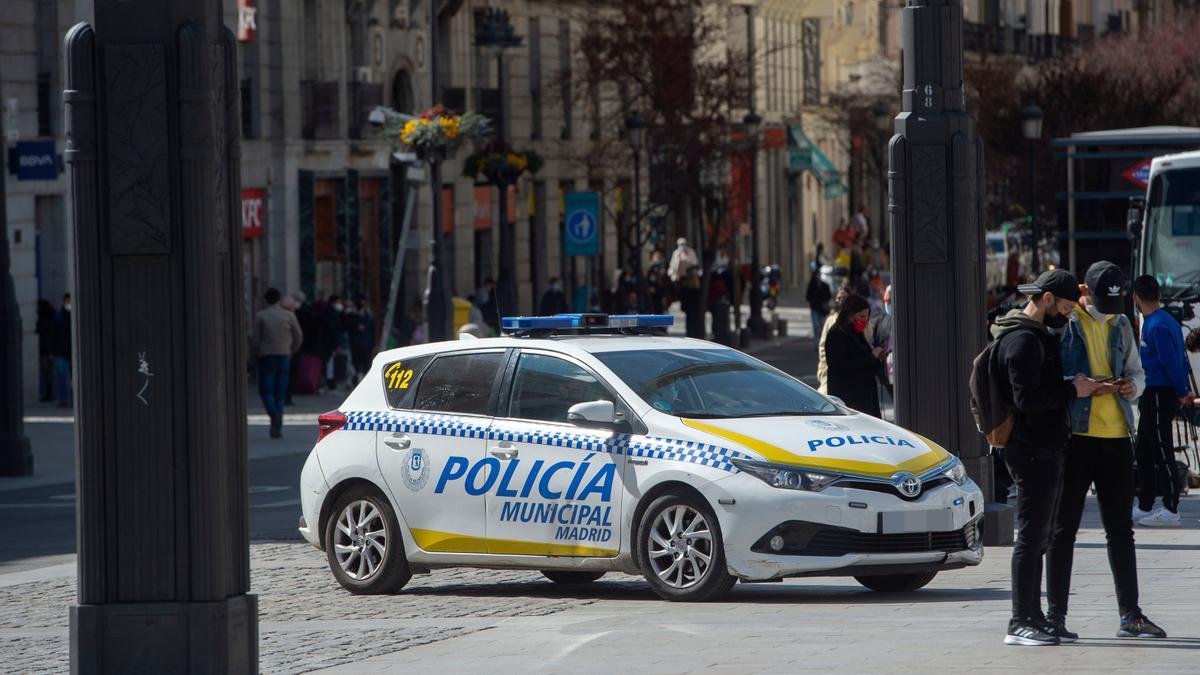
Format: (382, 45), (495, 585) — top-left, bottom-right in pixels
(299, 314), (983, 601)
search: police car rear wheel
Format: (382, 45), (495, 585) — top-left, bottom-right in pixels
(541, 571), (606, 585)
(637, 494), (736, 602)
(325, 488), (411, 595)
(854, 572), (937, 592)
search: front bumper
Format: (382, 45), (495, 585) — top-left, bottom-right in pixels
(714, 473), (985, 581)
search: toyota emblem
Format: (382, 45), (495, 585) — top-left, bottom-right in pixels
(895, 473), (922, 498)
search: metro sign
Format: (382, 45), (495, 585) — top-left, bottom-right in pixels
(1122, 159), (1152, 189)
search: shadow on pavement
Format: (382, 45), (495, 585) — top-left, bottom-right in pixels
(1067, 637), (1200, 650)
(398, 578), (1008, 605)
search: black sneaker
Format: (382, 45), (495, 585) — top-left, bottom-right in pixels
(1043, 615), (1078, 643)
(1005, 618), (1061, 646)
(1117, 612), (1167, 638)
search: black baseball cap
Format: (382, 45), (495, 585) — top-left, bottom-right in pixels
(1084, 261), (1126, 315)
(1018, 269), (1081, 302)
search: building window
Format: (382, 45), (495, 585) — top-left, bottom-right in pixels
(530, 17), (542, 140)
(558, 19), (572, 140)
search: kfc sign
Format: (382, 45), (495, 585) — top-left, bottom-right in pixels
(242, 188), (266, 239)
(238, 0), (257, 42)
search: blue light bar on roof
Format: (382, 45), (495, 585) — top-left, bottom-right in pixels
(609, 314), (673, 328)
(500, 313), (674, 332)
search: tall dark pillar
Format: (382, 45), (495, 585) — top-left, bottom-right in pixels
(64, 1), (258, 671)
(0, 79), (34, 478)
(889, 0), (1012, 544)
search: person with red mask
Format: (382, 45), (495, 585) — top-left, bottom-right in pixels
(823, 292), (884, 417)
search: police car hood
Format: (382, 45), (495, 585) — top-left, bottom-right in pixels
(679, 414), (952, 478)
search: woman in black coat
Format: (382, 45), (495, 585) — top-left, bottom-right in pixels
(824, 292), (883, 417)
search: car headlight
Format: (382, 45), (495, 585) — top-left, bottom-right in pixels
(731, 458), (838, 492)
(942, 457), (969, 486)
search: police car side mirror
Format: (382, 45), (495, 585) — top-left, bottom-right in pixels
(567, 400), (627, 432)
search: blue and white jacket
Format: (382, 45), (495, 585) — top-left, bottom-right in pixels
(1059, 306), (1145, 436)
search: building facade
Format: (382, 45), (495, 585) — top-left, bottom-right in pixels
(4, 0), (870, 403)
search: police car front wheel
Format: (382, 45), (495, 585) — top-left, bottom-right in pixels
(854, 572), (937, 592)
(636, 493), (737, 601)
(324, 487), (412, 595)
(541, 571), (606, 585)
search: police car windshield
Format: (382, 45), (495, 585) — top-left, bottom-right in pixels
(595, 349), (841, 418)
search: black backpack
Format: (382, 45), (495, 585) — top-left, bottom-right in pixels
(969, 330), (1025, 448)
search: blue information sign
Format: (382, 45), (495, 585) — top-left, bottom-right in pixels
(563, 191), (599, 257)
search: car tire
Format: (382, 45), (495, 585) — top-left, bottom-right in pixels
(854, 571), (937, 592)
(324, 486), (412, 595)
(636, 492), (737, 602)
(541, 570), (606, 585)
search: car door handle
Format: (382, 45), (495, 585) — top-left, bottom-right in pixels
(490, 441), (518, 460)
(384, 434), (411, 451)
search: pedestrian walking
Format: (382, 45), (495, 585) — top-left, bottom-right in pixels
(348, 296), (375, 383)
(52, 293), (73, 408)
(250, 287), (303, 439)
(823, 293), (883, 417)
(989, 269), (1100, 646)
(1131, 275), (1190, 528)
(1046, 261), (1166, 641)
(539, 277), (570, 316)
(816, 285), (848, 393)
(805, 267), (832, 348)
(680, 266), (705, 338)
(325, 295), (350, 390)
(667, 237), (698, 284)
(35, 299), (56, 402)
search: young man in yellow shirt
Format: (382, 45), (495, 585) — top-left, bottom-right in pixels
(1045, 261), (1166, 641)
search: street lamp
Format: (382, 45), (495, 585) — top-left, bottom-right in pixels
(424, 0), (451, 341)
(625, 112), (646, 310)
(1021, 103), (1044, 272)
(474, 8), (522, 316)
(744, 111), (768, 340)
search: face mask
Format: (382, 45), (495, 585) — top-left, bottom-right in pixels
(853, 317), (869, 333)
(1044, 310), (1067, 329)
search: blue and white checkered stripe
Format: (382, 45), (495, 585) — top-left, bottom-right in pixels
(343, 410), (749, 473)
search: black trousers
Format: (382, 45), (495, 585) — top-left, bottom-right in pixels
(1046, 435), (1140, 618)
(1137, 387), (1181, 513)
(1004, 444), (1064, 621)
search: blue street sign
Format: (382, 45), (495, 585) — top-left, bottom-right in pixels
(8, 141), (59, 181)
(563, 191), (599, 257)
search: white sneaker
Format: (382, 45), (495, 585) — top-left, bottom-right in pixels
(1132, 503), (1155, 521)
(1139, 509), (1181, 528)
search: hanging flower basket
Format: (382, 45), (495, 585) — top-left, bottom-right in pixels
(462, 140), (543, 186)
(390, 104), (489, 160)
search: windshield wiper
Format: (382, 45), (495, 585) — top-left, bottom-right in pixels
(732, 411), (832, 418)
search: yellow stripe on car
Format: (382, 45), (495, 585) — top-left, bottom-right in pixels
(411, 529), (618, 558)
(682, 419), (951, 478)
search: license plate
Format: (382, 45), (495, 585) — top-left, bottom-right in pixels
(880, 508), (954, 534)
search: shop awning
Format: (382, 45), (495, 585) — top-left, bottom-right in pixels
(788, 126), (846, 198)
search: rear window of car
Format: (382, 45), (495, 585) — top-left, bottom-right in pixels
(381, 355), (433, 409)
(412, 351), (506, 416)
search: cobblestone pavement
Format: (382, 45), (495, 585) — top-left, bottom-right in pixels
(3, 495), (1198, 673)
(0, 540), (642, 673)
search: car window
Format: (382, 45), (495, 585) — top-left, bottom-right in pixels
(381, 355), (433, 409)
(412, 352), (505, 415)
(508, 353), (613, 424)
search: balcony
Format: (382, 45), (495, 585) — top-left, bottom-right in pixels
(301, 80), (340, 140)
(962, 21), (1075, 61)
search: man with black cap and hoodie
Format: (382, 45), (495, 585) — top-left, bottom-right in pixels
(992, 268), (1103, 646)
(1045, 261), (1166, 642)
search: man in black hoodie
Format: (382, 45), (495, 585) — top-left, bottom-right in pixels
(992, 269), (1102, 646)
